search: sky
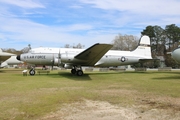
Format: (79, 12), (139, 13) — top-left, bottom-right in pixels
(0, 0), (180, 50)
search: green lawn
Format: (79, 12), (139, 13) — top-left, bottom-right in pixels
(0, 69), (180, 119)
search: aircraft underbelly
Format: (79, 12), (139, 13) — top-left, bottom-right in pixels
(95, 56), (139, 67)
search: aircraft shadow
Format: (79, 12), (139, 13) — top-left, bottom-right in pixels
(38, 71), (180, 81)
(152, 72), (180, 80)
(49, 71), (92, 81)
(0, 70), (5, 73)
(153, 76), (180, 80)
(48, 71), (127, 80)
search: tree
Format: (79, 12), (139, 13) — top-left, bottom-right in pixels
(64, 43), (85, 49)
(64, 44), (71, 48)
(21, 44), (31, 53)
(73, 43), (85, 49)
(153, 26), (166, 56)
(111, 34), (138, 51)
(28, 44), (31, 50)
(141, 25), (155, 39)
(141, 25), (166, 57)
(141, 24), (180, 68)
(163, 24), (180, 67)
(165, 24), (180, 51)
(2, 48), (22, 55)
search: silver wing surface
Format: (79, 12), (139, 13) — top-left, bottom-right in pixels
(74, 43), (113, 66)
(0, 50), (15, 62)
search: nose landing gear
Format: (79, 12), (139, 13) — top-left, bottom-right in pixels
(29, 67), (36, 76)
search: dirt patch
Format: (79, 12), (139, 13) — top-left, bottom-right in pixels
(40, 99), (180, 120)
(136, 94), (180, 111)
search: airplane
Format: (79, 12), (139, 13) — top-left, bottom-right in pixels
(0, 49), (16, 68)
(16, 35), (153, 76)
(171, 46), (180, 63)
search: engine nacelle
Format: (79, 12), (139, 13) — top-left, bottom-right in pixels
(61, 53), (86, 64)
(61, 53), (75, 63)
(64, 64), (72, 69)
(53, 58), (60, 66)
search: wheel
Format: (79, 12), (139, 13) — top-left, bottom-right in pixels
(71, 69), (76, 74)
(76, 70), (83, 76)
(29, 69), (35, 76)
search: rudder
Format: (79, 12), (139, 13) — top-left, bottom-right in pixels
(132, 35), (152, 58)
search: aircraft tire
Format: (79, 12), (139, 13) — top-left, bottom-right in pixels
(76, 70), (83, 76)
(71, 69), (76, 74)
(29, 69), (35, 76)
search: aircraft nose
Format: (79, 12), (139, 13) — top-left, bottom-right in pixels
(16, 55), (21, 61)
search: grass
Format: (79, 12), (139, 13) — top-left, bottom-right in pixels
(0, 69), (180, 119)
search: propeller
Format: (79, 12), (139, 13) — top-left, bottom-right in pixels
(51, 54), (54, 70)
(58, 48), (61, 66)
(51, 48), (61, 70)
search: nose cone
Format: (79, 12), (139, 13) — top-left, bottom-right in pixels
(16, 55), (21, 61)
(172, 48), (180, 63)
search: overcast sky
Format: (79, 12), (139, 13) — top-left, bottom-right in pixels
(0, 0), (180, 50)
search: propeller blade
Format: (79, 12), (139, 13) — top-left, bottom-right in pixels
(51, 54), (54, 70)
(58, 48), (61, 66)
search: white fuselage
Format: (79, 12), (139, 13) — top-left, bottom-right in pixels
(19, 46), (151, 68)
(16, 35), (152, 76)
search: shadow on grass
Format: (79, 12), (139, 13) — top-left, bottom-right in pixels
(46, 71), (92, 81)
(0, 70), (5, 73)
(0, 69), (24, 74)
(55, 71), (152, 80)
(153, 76), (180, 80)
(37, 71), (160, 80)
(152, 72), (180, 80)
(46, 71), (130, 80)
(28, 70), (180, 81)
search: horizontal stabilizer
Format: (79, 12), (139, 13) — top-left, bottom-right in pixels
(139, 59), (159, 62)
(166, 52), (172, 55)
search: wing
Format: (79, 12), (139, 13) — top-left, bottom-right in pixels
(75, 43), (113, 66)
(0, 61), (8, 68)
(0, 49), (15, 62)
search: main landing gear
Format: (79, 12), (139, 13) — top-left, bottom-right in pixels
(71, 66), (84, 76)
(28, 66), (84, 76)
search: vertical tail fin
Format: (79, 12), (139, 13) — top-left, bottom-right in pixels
(132, 35), (152, 58)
